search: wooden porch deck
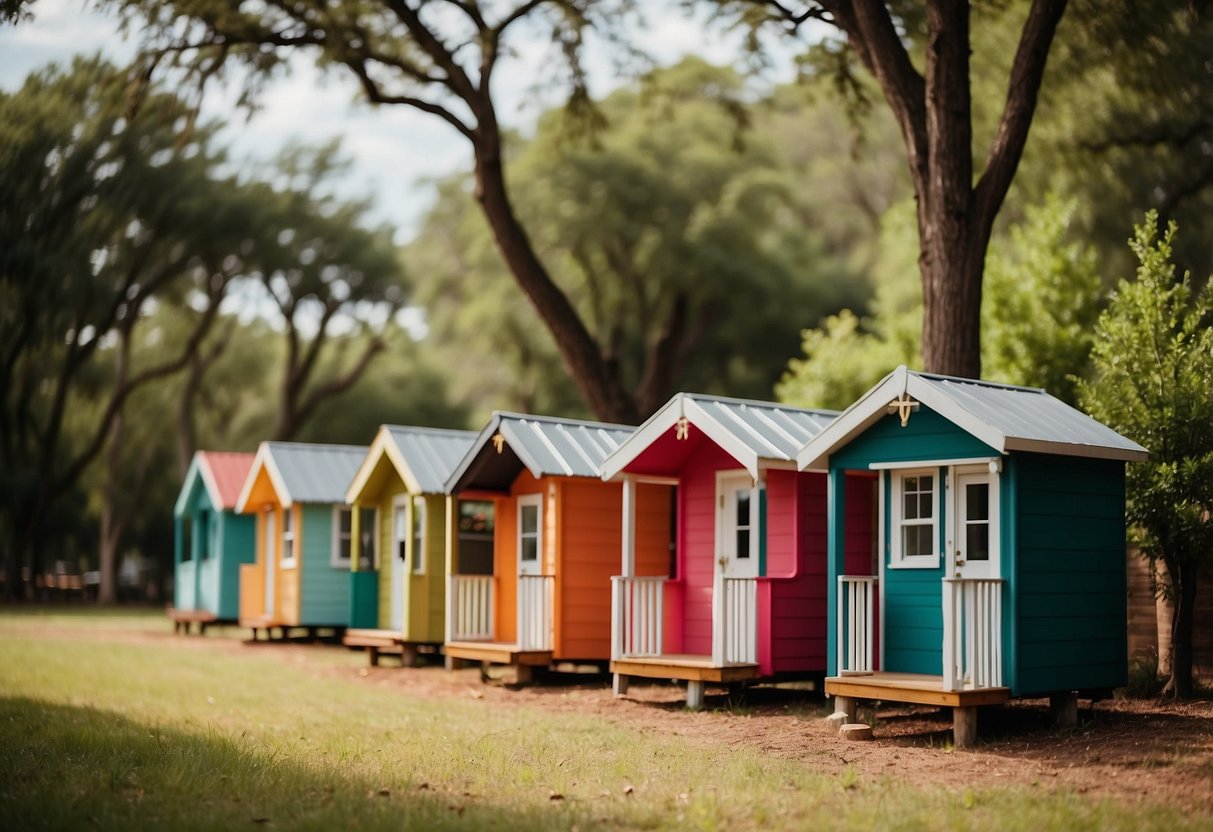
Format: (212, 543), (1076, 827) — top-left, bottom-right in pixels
(344, 629), (439, 667)
(443, 640), (553, 666)
(167, 607), (218, 635)
(825, 672), (1011, 708)
(611, 654), (760, 684)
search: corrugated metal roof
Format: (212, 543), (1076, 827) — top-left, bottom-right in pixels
(599, 392), (837, 479)
(682, 393), (837, 461)
(265, 442), (367, 504)
(384, 426), (477, 493)
(446, 412), (634, 492)
(797, 366), (1148, 470)
(198, 451), (255, 510)
(913, 372), (1148, 458)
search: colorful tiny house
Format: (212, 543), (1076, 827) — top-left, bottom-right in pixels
(236, 441), (367, 638)
(342, 425), (477, 664)
(797, 366), (1148, 746)
(598, 393), (858, 708)
(442, 412), (667, 681)
(171, 451), (256, 631)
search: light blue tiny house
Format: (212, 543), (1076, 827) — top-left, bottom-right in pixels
(172, 451), (257, 628)
(236, 442), (367, 636)
(797, 367), (1147, 745)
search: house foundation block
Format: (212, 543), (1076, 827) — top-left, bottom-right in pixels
(613, 673), (630, 698)
(686, 680), (705, 710)
(953, 707), (977, 748)
(1050, 691), (1078, 730)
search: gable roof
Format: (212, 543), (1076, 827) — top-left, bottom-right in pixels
(346, 424), (478, 502)
(173, 451), (255, 516)
(601, 392), (838, 480)
(236, 441), (367, 510)
(796, 365), (1149, 471)
(445, 412), (634, 493)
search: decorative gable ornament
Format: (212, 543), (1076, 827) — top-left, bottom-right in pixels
(888, 392), (920, 428)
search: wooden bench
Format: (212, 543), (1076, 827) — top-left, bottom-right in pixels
(167, 608), (218, 636)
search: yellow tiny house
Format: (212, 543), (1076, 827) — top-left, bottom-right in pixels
(342, 425), (476, 664)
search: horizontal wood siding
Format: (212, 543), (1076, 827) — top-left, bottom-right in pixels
(1014, 454), (1127, 695)
(411, 493), (449, 643)
(677, 444), (741, 656)
(832, 408), (997, 468)
(298, 505), (349, 626)
(765, 470), (825, 674)
(557, 479), (620, 659)
(216, 512), (256, 620)
(493, 474), (549, 643)
(377, 494), (397, 631)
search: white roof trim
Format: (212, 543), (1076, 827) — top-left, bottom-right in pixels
(905, 375), (1007, 453)
(600, 401), (687, 481)
(236, 443), (294, 512)
(1004, 437), (1149, 462)
(345, 427), (422, 504)
(796, 367), (907, 472)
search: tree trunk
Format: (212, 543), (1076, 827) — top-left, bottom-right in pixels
(919, 227), (986, 378)
(471, 131), (639, 424)
(97, 501), (120, 605)
(1164, 558), (1198, 699)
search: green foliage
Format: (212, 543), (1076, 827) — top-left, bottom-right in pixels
(413, 59), (863, 417)
(982, 194), (1102, 404)
(1079, 213), (1213, 570)
(776, 200), (921, 410)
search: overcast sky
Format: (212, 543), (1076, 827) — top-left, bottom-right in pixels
(0, 1), (805, 242)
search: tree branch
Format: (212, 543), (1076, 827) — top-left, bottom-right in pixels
(291, 335), (386, 431)
(973, 0), (1068, 237)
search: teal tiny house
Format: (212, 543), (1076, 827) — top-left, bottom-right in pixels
(172, 451), (257, 629)
(797, 367), (1148, 746)
(236, 441), (367, 638)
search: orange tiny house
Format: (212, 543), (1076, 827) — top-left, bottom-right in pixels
(442, 413), (670, 681)
(236, 441), (366, 638)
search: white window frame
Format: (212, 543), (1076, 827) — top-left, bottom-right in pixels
(331, 506), (353, 569)
(410, 496), (427, 575)
(281, 505), (297, 569)
(392, 495), (409, 569)
(889, 468), (940, 569)
(517, 493), (543, 575)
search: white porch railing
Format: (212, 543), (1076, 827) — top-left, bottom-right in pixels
(517, 574), (555, 652)
(942, 577), (1004, 691)
(611, 576), (666, 659)
(712, 576), (757, 665)
(451, 575), (494, 641)
(837, 575), (877, 675)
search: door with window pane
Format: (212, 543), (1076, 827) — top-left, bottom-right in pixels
(717, 472), (758, 579)
(954, 472), (997, 579)
(516, 494), (542, 577)
(391, 497), (407, 631)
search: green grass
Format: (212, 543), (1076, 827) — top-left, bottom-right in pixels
(0, 611), (1205, 831)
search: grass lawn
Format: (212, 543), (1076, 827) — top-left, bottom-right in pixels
(0, 609), (1205, 831)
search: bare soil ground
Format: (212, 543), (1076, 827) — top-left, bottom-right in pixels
(32, 622), (1213, 812)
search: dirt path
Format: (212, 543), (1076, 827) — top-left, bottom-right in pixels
(27, 623), (1213, 812)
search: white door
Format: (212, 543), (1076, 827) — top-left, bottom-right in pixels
(953, 471), (997, 579)
(517, 494), (543, 577)
(391, 496), (407, 631)
(716, 472), (758, 579)
(263, 508), (276, 616)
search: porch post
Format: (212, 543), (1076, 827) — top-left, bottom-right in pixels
(173, 515), (183, 609)
(621, 475), (636, 578)
(350, 503), (361, 573)
(826, 469), (848, 678)
(444, 495), (456, 669)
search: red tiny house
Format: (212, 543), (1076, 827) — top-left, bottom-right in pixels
(602, 393), (870, 708)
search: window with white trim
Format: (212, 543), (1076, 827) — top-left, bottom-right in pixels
(281, 507), (297, 568)
(891, 470), (939, 568)
(332, 507), (353, 568)
(411, 496), (427, 575)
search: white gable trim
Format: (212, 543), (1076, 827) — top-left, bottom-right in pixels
(345, 427), (423, 504)
(797, 367), (908, 472)
(236, 443), (294, 512)
(904, 375), (1008, 453)
(600, 398), (686, 481)
(173, 455), (205, 517)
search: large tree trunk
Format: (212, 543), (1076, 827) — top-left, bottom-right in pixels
(471, 128), (640, 424)
(1163, 557), (1198, 699)
(919, 228), (987, 378)
(97, 501), (121, 605)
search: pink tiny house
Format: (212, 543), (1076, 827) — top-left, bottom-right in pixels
(600, 393), (873, 708)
